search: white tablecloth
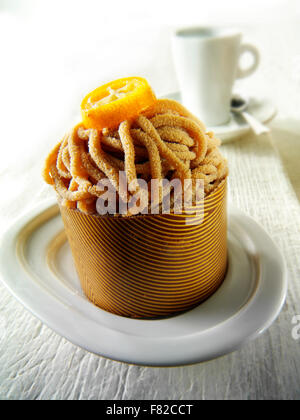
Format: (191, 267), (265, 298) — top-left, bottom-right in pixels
(1, 5), (300, 400)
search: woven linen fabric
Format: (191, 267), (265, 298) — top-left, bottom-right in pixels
(0, 132), (300, 399)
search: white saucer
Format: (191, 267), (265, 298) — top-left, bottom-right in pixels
(165, 92), (277, 143)
(0, 201), (287, 367)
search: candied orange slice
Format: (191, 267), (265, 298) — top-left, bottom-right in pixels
(81, 77), (157, 130)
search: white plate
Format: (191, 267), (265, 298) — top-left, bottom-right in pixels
(0, 201), (287, 367)
(165, 92), (277, 143)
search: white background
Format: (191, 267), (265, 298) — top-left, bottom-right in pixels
(0, 1), (299, 147)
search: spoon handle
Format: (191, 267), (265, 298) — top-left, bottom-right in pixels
(241, 111), (271, 135)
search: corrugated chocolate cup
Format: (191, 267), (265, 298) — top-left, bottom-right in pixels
(60, 179), (227, 319)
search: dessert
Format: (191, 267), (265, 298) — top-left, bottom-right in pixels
(43, 77), (228, 318)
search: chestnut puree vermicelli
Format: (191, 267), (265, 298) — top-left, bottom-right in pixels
(43, 98), (228, 215)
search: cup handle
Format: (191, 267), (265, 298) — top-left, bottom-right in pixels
(236, 44), (260, 79)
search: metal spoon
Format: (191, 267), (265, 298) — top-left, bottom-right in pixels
(231, 94), (270, 136)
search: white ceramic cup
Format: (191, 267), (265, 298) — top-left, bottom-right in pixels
(172, 27), (260, 126)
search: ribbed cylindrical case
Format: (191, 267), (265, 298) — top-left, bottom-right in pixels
(60, 179), (227, 319)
